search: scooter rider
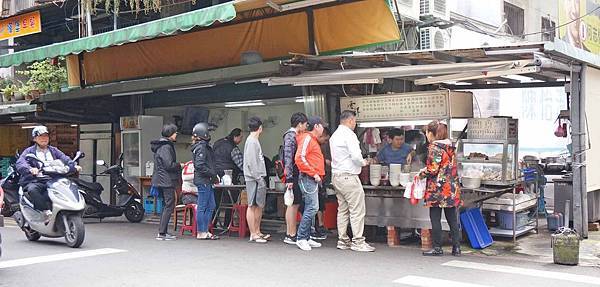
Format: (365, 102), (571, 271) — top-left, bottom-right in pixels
(16, 126), (81, 219)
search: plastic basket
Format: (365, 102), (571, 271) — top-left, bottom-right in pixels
(496, 211), (530, 230)
(460, 208), (493, 249)
(144, 196), (163, 214)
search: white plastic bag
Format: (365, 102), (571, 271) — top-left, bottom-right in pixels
(284, 187), (294, 206)
(404, 175), (426, 203)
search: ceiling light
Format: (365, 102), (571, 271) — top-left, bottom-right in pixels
(21, 125), (37, 129)
(290, 78), (383, 86)
(224, 100), (265, 108)
(167, 83), (216, 92)
(10, 116), (26, 121)
(112, 90), (153, 97)
(267, 0), (338, 12)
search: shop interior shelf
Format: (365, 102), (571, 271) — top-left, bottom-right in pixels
(489, 223), (537, 238)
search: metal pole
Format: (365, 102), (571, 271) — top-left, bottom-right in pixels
(86, 5), (93, 36)
(570, 68), (586, 238)
(580, 65), (589, 238)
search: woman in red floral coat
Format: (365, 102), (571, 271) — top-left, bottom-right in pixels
(419, 121), (462, 257)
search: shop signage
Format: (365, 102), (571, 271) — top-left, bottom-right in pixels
(467, 118), (519, 140)
(339, 91), (473, 122)
(120, 116), (140, 130)
(558, 0), (600, 54)
(0, 11), (42, 41)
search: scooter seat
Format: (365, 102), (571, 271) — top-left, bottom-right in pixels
(73, 179), (104, 193)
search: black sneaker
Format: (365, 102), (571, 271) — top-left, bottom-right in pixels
(317, 225), (330, 234)
(283, 234), (297, 245)
(310, 230), (327, 240)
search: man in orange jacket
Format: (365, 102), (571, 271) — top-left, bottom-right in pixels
(294, 116), (326, 251)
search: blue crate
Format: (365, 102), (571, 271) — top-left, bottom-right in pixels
(144, 196), (163, 214)
(460, 208), (493, 249)
(496, 211), (530, 230)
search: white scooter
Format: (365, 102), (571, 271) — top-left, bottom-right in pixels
(13, 152), (86, 248)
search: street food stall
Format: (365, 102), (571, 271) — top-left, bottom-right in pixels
(339, 90), (474, 229)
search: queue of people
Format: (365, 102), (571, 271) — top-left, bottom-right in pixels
(149, 110), (461, 255)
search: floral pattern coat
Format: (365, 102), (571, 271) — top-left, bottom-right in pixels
(419, 140), (462, 208)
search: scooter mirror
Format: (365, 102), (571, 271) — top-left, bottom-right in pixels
(96, 160), (106, 166)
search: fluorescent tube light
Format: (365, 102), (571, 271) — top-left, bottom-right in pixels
(112, 90), (153, 97)
(224, 100), (265, 108)
(167, 83), (216, 92)
(10, 116), (26, 121)
(21, 125), (37, 129)
(291, 78), (383, 86)
(358, 120), (432, 128)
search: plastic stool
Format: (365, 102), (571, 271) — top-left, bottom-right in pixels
(181, 204), (214, 237)
(228, 204), (249, 238)
(180, 204), (198, 237)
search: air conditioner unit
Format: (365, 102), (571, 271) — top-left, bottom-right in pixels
(419, 27), (450, 50)
(393, 0), (420, 22)
(419, 0), (450, 21)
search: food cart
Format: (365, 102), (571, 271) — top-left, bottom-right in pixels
(339, 90), (473, 229)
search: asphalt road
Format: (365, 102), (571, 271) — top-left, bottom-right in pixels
(0, 218), (598, 287)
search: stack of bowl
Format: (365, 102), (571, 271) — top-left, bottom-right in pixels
(370, 164), (382, 186)
(389, 164), (403, 187)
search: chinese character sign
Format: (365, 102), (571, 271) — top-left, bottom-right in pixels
(0, 11), (41, 41)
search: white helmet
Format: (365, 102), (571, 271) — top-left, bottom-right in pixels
(32, 125), (49, 138)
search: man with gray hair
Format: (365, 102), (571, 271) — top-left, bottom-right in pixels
(329, 110), (375, 252)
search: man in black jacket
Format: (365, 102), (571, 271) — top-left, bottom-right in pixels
(191, 122), (219, 240)
(213, 128), (244, 228)
(151, 124), (181, 241)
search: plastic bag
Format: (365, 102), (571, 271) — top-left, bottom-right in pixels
(284, 186), (294, 206)
(404, 176), (426, 205)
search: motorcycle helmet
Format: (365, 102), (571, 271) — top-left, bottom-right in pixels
(31, 125), (49, 138)
(192, 122), (210, 141)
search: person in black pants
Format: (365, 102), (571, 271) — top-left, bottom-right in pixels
(151, 124), (181, 241)
(419, 121), (462, 256)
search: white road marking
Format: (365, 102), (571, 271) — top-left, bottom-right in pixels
(0, 248), (127, 269)
(393, 275), (492, 287)
(443, 260), (600, 286)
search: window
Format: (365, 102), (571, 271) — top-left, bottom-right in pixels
(504, 2), (524, 38)
(541, 17), (556, 41)
(0, 0), (10, 16)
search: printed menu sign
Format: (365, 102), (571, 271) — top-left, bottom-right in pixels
(0, 11), (41, 41)
(340, 93), (449, 121)
(467, 118), (519, 140)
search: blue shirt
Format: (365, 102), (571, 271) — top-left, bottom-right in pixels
(377, 143), (412, 165)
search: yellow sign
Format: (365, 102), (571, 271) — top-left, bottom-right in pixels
(0, 11), (42, 41)
(559, 0), (600, 53)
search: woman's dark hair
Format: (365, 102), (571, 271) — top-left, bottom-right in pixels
(290, 112), (308, 128)
(161, 124), (178, 138)
(227, 128), (242, 140)
(426, 121), (448, 141)
(322, 127), (331, 136)
(248, 116), (263, 132)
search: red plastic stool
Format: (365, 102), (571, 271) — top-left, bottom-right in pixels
(180, 204), (214, 237)
(228, 204), (249, 238)
(180, 204), (198, 237)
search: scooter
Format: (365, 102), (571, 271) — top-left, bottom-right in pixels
(1, 152), (21, 218)
(13, 151), (86, 248)
(72, 153), (144, 223)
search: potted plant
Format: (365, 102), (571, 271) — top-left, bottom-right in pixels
(2, 84), (15, 102)
(19, 84), (33, 101)
(18, 59), (68, 95)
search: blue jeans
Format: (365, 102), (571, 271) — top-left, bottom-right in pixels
(196, 183), (216, 232)
(297, 174), (319, 241)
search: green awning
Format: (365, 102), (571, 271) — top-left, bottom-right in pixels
(0, 2), (236, 68)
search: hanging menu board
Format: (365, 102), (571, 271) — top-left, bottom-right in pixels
(339, 91), (473, 121)
(467, 118), (519, 140)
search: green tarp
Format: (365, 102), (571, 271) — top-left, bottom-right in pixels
(0, 2), (237, 68)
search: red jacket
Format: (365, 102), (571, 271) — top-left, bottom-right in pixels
(295, 133), (325, 178)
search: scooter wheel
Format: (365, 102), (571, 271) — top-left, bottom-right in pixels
(64, 215), (85, 248)
(125, 202), (144, 223)
(25, 229), (41, 241)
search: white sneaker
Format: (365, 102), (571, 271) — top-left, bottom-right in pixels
(351, 242), (376, 252)
(296, 239), (312, 251)
(337, 240), (351, 250)
(307, 239), (322, 248)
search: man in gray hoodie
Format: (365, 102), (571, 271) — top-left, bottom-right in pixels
(150, 124), (181, 241)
